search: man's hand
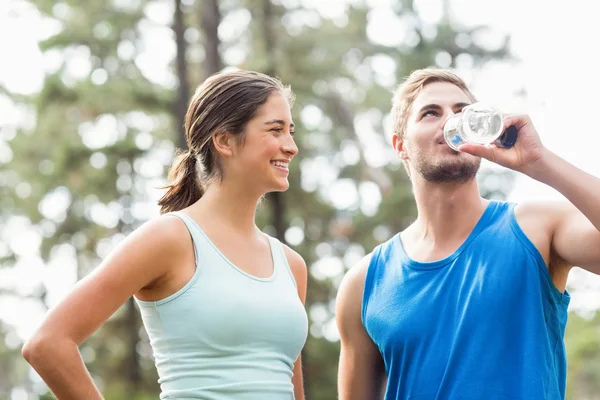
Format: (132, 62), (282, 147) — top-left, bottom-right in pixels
(458, 114), (548, 175)
(461, 113), (600, 276)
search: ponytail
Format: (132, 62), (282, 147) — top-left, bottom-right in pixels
(160, 70), (288, 214)
(158, 150), (203, 214)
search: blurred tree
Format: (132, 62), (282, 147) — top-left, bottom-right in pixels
(173, 0), (190, 149)
(199, 0), (222, 78)
(565, 311), (600, 400)
(0, 0), (528, 399)
(0, 320), (30, 398)
(237, 1), (514, 398)
(1, 0), (177, 397)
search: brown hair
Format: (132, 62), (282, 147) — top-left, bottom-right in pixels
(158, 70), (294, 214)
(391, 68), (477, 138)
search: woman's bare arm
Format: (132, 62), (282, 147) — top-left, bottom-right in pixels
(22, 216), (190, 399)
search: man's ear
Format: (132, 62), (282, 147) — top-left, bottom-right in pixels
(392, 133), (409, 161)
(212, 130), (235, 157)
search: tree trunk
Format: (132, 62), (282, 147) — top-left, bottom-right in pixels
(200, 0), (222, 78)
(173, 0), (190, 149)
(260, 0), (287, 244)
(124, 297), (142, 395)
(261, 0), (276, 77)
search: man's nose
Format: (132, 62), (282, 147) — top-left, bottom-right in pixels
(443, 110), (458, 126)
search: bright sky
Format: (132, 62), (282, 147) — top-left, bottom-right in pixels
(1, 0), (600, 347)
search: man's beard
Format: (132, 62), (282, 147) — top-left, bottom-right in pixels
(411, 150), (481, 184)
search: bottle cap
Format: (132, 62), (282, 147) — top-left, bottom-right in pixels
(495, 125), (518, 148)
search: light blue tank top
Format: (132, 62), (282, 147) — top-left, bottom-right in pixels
(362, 200), (571, 400)
(135, 212), (308, 399)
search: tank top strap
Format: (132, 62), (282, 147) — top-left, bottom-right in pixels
(166, 211), (209, 263)
(486, 199), (512, 222)
(266, 235), (298, 288)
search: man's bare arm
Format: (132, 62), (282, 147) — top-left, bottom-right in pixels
(460, 115), (600, 275)
(336, 255), (386, 400)
(526, 151), (600, 275)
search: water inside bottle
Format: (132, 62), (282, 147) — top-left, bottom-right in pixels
(443, 113), (465, 151)
(444, 127), (464, 150)
(462, 105), (503, 144)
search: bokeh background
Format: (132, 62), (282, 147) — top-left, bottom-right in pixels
(1, 0), (600, 399)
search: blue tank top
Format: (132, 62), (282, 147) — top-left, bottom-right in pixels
(135, 212), (308, 399)
(362, 200), (571, 400)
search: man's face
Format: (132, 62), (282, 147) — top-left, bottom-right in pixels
(395, 81), (481, 183)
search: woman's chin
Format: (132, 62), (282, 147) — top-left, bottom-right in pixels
(270, 179), (290, 193)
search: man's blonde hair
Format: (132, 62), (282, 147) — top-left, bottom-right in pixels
(391, 68), (477, 138)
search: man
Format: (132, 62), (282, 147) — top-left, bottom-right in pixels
(335, 68), (600, 399)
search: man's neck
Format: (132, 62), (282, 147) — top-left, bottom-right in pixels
(410, 176), (488, 244)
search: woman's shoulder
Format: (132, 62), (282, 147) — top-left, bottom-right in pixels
(278, 241), (307, 300)
(121, 213), (194, 269)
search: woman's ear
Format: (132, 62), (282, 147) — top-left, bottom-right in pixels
(212, 130), (235, 158)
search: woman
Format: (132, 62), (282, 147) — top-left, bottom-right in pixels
(22, 70), (309, 400)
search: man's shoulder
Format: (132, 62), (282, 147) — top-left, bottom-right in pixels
(339, 234), (400, 293)
(341, 254), (372, 291)
(336, 253), (373, 337)
(513, 200), (572, 228)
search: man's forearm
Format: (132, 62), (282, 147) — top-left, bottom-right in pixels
(525, 149), (600, 231)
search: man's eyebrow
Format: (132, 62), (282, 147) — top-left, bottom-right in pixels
(452, 102), (471, 110)
(417, 102), (471, 114)
(417, 104), (442, 114)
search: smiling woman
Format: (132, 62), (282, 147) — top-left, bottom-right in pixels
(158, 70), (298, 212)
(22, 70), (310, 400)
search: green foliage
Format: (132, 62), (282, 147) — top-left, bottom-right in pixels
(238, 2), (514, 398)
(9, 1), (595, 400)
(0, 321), (29, 397)
(565, 311), (600, 400)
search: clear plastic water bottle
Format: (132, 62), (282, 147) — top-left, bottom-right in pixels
(443, 103), (518, 151)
